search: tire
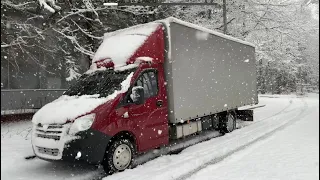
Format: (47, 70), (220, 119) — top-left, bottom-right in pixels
(219, 112), (236, 134)
(102, 139), (135, 174)
(170, 148), (183, 155)
(225, 112), (236, 133)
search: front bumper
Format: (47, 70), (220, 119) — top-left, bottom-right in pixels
(32, 124), (111, 164)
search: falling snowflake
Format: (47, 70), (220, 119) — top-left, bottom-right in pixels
(75, 151), (81, 159)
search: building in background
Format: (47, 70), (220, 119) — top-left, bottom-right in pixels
(1, 5), (89, 118)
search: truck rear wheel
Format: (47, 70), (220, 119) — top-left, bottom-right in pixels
(219, 112), (236, 134)
(226, 112), (236, 133)
(103, 139), (135, 174)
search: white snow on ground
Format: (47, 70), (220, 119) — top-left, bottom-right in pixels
(1, 94), (318, 180)
(187, 98), (319, 180)
(1, 121), (103, 180)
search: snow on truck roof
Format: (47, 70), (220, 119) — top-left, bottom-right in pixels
(92, 23), (160, 65)
(92, 17), (255, 68)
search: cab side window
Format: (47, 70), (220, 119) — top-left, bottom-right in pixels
(135, 71), (158, 99)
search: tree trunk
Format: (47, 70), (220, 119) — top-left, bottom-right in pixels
(222, 0), (227, 34)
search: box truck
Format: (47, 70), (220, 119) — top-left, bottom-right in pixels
(31, 17), (258, 174)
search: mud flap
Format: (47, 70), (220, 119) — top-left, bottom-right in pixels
(236, 110), (254, 121)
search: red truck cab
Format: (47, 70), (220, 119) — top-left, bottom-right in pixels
(32, 23), (170, 173)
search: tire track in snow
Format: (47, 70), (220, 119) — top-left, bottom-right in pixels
(255, 101), (292, 121)
(236, 97), (300, 129)
(175, 98), (309, 180)
(237, 102), (301, 129)
(179, 98), (302, 163)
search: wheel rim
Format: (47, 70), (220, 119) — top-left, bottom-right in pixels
(113, 144), (132, 171)
(227, 114), (235, 132)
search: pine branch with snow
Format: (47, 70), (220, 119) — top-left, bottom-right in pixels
(65, 56), (81, 82)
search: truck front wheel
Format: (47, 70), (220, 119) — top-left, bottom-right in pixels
(103, 139), (135, 174)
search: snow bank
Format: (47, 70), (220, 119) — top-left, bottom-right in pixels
(92, 23), (160, 67)
(32, 72), (134, 125)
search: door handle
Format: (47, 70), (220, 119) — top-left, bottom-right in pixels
(156, 100), (163, 107)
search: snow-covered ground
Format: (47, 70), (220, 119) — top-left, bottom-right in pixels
(187, 95), (319, 180)
(1, 94), (319, 180)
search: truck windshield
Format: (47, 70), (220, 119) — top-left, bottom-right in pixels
(63, 68), (136, 97)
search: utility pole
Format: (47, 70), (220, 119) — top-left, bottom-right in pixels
(222, 0), (227, 34)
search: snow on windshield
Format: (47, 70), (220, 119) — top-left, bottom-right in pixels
(32, 72), (134, 125)
(92, 23), (160, 67)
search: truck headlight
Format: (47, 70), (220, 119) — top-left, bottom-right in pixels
(69, 114), (95, 135)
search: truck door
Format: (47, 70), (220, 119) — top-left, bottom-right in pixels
(128, 69), (168, 152)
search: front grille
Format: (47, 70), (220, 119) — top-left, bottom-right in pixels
(37, 124), (63, 129)
(37, 147), (59, 156)
(35, 124), (65, 141)
(37, 134), (60, 140)
(36, 129), (62, 134)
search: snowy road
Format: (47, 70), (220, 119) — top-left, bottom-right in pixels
(1, 94), (319, 180)
(187, 97), (319, 180)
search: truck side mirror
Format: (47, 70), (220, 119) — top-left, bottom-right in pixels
(131, 86), (144, 105)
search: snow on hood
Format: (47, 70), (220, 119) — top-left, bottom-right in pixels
(32, 72), (134, 125)
(92, 23), (160, 67)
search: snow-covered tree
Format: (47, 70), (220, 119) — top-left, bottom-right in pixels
(166, 0), (319, 93)
(1, 0), (318, 93)
(1, 0), (166, 85)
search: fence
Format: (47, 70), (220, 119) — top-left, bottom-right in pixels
(1, 89), (66, 115)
